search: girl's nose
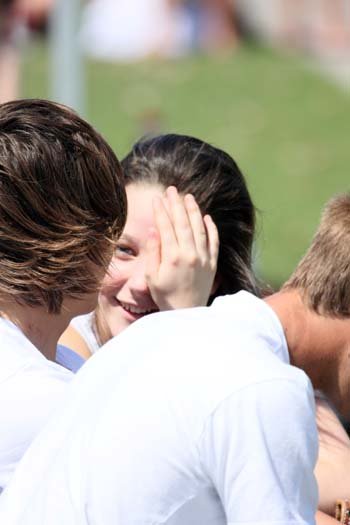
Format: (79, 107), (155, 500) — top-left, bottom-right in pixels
(128, 261), (149, 294)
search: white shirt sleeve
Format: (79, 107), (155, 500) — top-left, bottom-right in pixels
(197, 377), (318, 525)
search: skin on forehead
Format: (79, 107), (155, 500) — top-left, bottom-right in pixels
(119, 183), (165, 247)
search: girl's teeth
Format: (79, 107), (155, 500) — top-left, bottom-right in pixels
(119, 302), (155, 315)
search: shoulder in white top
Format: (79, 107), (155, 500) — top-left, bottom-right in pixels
(0, 318), (73, 491)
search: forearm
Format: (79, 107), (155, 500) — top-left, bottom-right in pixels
(317, 510), (339, 525)
(316, 397), (350, 514)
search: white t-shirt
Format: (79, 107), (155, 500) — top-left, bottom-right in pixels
(0, 292), (318, 524)
(0, 318), (73, 491)
(70, 312), (100, 354)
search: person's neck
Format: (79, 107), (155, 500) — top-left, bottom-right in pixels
(0, 301), (71, 361)
(264, 288), (348, 411)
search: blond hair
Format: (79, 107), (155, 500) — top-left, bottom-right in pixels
(284, 194), (350, 317)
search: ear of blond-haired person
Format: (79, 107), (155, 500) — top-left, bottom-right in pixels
(59, 325), (92, 360)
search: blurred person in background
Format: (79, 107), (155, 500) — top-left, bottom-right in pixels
(232, 0), (350, 86)
(0, 0), (54, 103)
(80, 0), (238, 61)
(80, 0), (191, 61)
(235, 0), (350, 58)
(0, 0), (24, 103)
(187, 0), (238, 53)
(282, 0), (350, 58)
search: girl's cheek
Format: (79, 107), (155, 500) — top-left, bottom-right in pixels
(102, 259), (130, 287)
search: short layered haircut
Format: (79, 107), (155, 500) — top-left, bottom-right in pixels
(284, 193), (350, 318)
(0, 98), (126, 314)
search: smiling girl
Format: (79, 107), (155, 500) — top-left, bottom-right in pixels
(59, 133), (258, 356)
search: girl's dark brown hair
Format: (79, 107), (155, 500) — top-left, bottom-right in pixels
(0, 98), (127, 314)
(121, 134), (259, 300)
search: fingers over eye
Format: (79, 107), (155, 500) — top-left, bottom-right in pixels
(153, 195), (177, 257)
(203, 214), (219, 269)
(166, 186), (196, 251)
(145, 227), (161, 281)
(184, 193), (208, 259)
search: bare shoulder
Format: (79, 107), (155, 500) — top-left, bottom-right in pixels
(59, 325), (92, 360)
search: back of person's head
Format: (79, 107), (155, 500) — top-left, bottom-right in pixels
(284, 193), (350, 317)
(121, 133), (259, 298)
(0, 98), (126, 314)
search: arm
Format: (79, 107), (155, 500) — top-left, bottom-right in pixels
(317, 510), (340, 525)
(146, 186), (219, 310)
(315, 396), (350, 515)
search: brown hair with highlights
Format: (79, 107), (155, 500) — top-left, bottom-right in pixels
(0, 98), (126, 314)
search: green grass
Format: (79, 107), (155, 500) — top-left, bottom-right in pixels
(22, 40), (350, 288)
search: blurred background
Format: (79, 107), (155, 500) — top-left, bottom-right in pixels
(1, 0), (349, 289)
